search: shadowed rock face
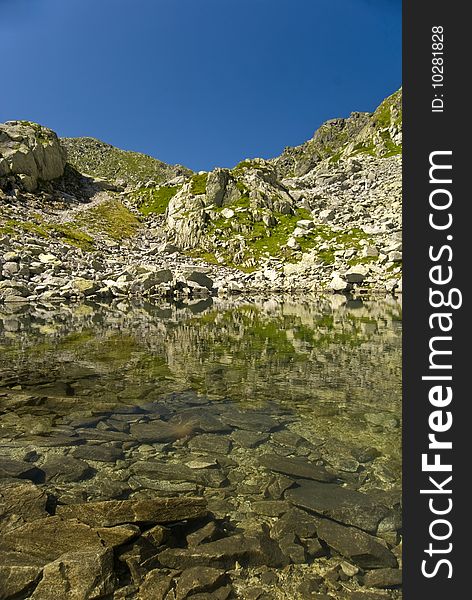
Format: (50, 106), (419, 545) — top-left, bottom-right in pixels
(0, 121), (66, 192)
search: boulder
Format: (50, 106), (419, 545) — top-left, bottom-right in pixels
(0, 481), (49, 535)
(1, 517), (106, 562)
(205, 169), (229, 207)
(158, 529), (287, 570)
(185, 271), (214, 290)
(0, 121), (66, 191)
(175, 567), (227, 600)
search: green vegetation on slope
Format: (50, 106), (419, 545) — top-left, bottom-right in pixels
(190, 173), (208, 195)
(73, 199), (140, 240)
(61, 137), (192, 186)
(130, 185), (181, 215)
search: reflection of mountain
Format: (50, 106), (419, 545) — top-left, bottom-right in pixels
(0, 296), (401, 412)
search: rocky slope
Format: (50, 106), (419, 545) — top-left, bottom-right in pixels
(0, 89), (402, 303)
(62, 137), (192, 187)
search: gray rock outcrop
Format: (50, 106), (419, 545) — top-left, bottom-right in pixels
(0, 121), (66, 192)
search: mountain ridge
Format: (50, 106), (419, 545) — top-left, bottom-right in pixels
(0, 88), (402, 302)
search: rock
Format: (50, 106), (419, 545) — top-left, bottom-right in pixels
(271, 508), (319, 540)
(251, 500), (290, 517)
(55, 497), (207, 527)
(149, 269), (174, 283)
(0, 121), (66, 191)
(72, 444), (124, 463)
(297, 219), (314, 229)
(175, 567), (227, 600)
(95, 524), (140, 548)
(159, 529), (287, 570)
(38, 253), (59, 264)
(169, 410), (231, 434)
(205, 169), (229, 207)
(30, 548), (116, 600)
(132, 460), (226, 489)
(344, 266), (368, 284)
(330, 275), (349, 292)
(286, 237), (301, 250)
(41, 455), (92, 483)
(138, 571), (174, 600)
(363, 568), (402, 588)
(286, 479), (388, 533)
(0, 551), (44, 600)
(221, 411), (281, 433)
(231, 430), (269, 448)
(388, 251), (402, 262)
(71, 278), (98, 296)
(258, 454), (335, 483)
(0, 458), (43, 482)
(362, 245), (378, 258)
(188, 433), (232, 455)
(2, 262), (18, 276)
(276, 533), (306, 564)
(0, 481), (49, 534)
(186, 521), (219, 547)
(141, 524), (168, 547)
(316, 518), (397, 569)
(319, 208), (335, 222)
(130, 420), (182, 443)
(1, 517), (106, 562)
(186, 271), (214, 290)
(221, 208), (234, 219)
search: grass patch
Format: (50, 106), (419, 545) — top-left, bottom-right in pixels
(0, 217), (95, 250)
(130, 185), (180, 215)
(48, 223), (95, 250)
(74, 199), (140, 240)
(190, 173), (208, 195)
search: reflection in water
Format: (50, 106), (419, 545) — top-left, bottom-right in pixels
(0, 294), (401, 466)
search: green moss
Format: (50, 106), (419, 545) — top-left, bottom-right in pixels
(190, 173), (208, 195)
(130, 185), (180, 215)
(235, 180), (249, 194)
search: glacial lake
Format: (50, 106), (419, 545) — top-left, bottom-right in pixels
(0, 295), (402, 596)
(0, 294), (401, 491)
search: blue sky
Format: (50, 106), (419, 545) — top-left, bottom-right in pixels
(0, 0), (401, 171)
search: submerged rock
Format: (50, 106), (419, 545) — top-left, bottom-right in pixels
(285, 479), (388, 533)
(55, 497), (207, 527)
(316, 518), (397, 569)
(30, 548), (116, 600)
